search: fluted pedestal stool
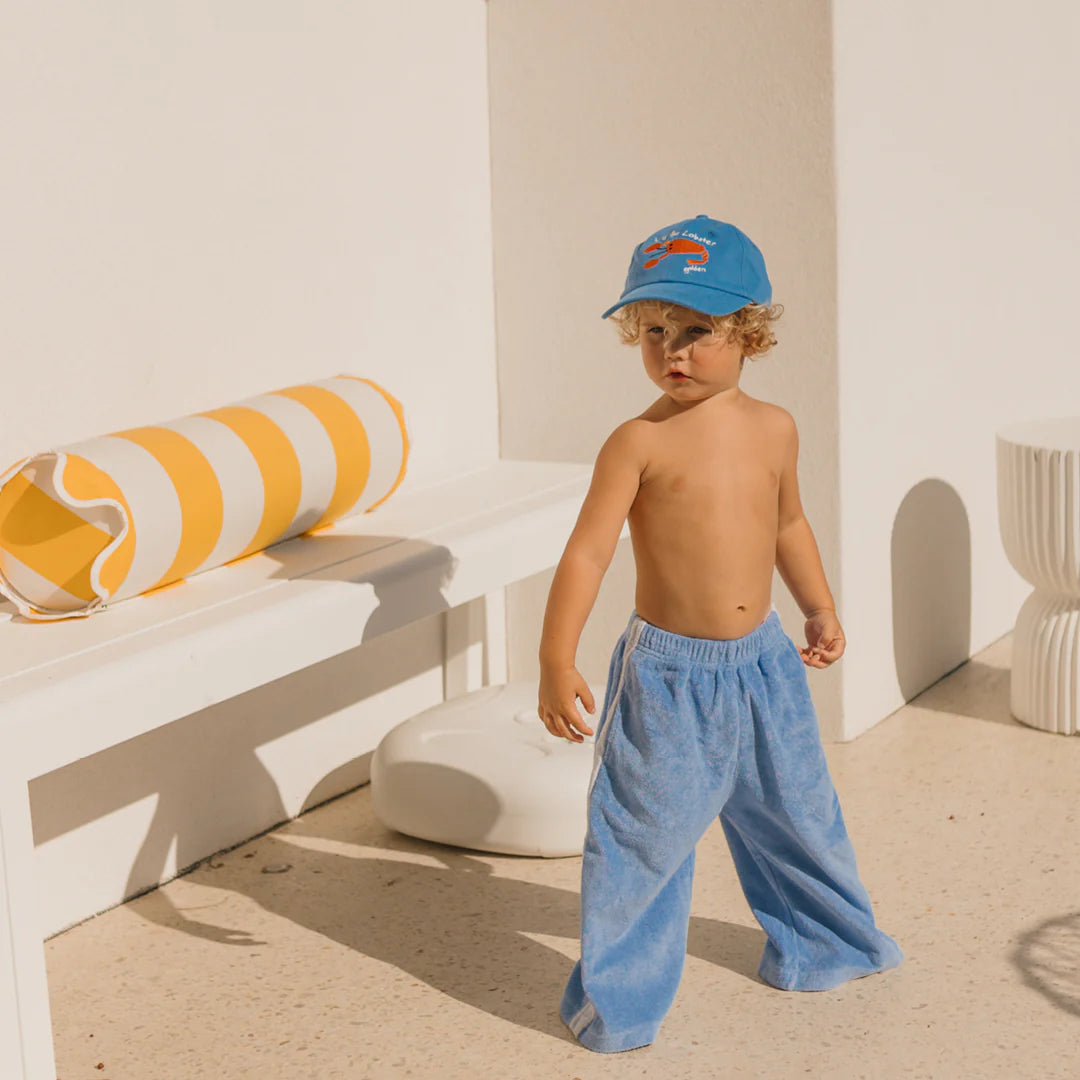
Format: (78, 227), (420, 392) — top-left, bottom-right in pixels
(370, 680), (599, 856)
(997, 417), (1080, 734)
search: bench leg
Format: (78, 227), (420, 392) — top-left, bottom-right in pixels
(444, 588), (507, 698)
(0, 768), (57, 1080)
(482, 587), (508, 686)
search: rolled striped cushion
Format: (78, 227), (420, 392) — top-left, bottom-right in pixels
(0, 375), (408, 620)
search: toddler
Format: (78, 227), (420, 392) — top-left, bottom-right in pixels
(537, 214), (903, 1054)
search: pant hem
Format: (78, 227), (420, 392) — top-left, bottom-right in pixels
(760, 951), (903, 992)
(560, 1004), (658, 1053)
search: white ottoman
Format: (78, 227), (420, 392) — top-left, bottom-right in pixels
(370, 680), (599, 856)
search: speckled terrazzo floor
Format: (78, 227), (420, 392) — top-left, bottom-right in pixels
(46, 630), (1080, 1080)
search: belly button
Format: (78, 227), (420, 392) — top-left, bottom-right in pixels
(737, 605), (746, 611)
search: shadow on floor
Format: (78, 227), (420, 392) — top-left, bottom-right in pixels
(1013, 912), (1080, 1019)
(129, 810), (768, 1045)
(905, 659), (1020, 726)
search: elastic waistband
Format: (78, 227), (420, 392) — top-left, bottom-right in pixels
(628, 607), (786, 665)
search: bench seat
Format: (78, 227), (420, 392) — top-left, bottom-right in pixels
(0, 458), (615, 775)
(0, 456), (624, 1080)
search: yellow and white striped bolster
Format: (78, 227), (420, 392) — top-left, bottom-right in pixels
(0, 375), (409, 621)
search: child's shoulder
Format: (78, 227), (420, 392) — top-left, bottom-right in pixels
(597, 416), (652, 466)
(602, 396), (796, 465)
(739, 392), (792, 421)
(633, 392), (795, 433)
(738, 395), (797, 445)
(756, 397), (796, 433)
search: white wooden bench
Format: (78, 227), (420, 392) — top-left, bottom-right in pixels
(0, 457), (624, 1080)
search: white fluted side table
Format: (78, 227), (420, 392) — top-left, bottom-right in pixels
(997, 417), (1080, 734)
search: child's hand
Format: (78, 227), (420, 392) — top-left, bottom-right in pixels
(538, 664), (596, 743)
(800, 609), (846, 668)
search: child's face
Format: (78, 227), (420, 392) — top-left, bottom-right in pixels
(637, 303), (743, 404)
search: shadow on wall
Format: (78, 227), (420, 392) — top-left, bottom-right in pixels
(264, 531), (459, 641)
(891, 479), (972, 702)
(30, 532), (466, 936)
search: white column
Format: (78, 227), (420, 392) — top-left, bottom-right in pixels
(997, 417), (1080, 734)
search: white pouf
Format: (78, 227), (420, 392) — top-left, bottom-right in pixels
(370, 679), (599, 856)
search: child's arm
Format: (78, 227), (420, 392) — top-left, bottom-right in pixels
(537, 421), (647, 741)
(774, 410), (846, 666)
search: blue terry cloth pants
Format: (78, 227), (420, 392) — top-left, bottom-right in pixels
(560, 607), (904, 1054)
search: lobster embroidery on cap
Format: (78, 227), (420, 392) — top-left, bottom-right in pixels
(641, 238), (709, 271)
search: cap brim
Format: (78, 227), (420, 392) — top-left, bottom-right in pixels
(600, 282), (766, 320)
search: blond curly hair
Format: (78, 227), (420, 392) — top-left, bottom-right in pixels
(609, 299), (784, 365)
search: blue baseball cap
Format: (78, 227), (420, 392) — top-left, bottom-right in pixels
(601, 214), (772, 319)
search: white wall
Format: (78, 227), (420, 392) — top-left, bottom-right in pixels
(487, 1), (844, 732)
(2, 0), (498, 937)
(832, 0), (1080, 737)
(18, 0), (1077, 938)
(0, 0), (498, 493)
(492, 0), (1080, 743)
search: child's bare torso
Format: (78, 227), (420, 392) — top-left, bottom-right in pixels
(628, 391), (784, 641)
